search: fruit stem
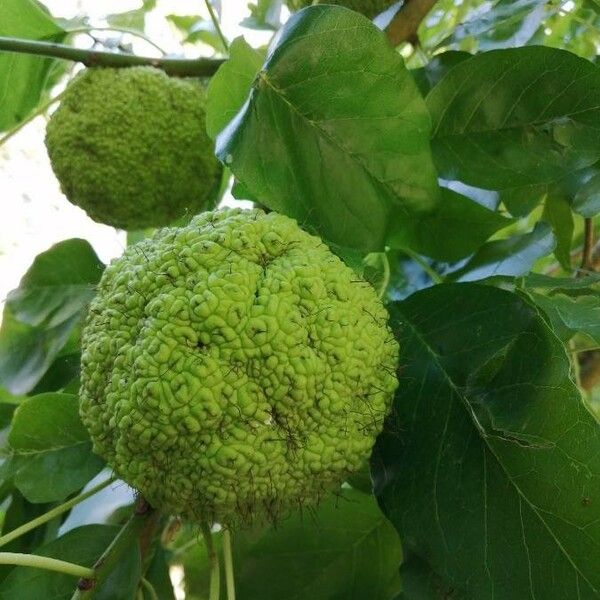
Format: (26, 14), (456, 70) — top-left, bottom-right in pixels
(223, 528), (236, 600)
(0, 552), (94, 578)
(0, 477), (115, 548)
(0, 36), (225, 77)
(201, 522), (221, 600)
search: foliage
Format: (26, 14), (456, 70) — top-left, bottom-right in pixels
(0, 0), (599, 598)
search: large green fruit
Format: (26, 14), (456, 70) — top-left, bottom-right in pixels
(45, 66), (222, 230)
(287, 0), (396, 19)
(80, 208), (399, 525)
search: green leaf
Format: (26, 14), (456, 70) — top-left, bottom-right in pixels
(373, 283), (600, 599)
(145, 547), (176, 600)
(411, 51), (472, 96)
(397, 187), (513, 261)
(448, 222), (556, 281)
(235, 488), (401, 600)
(542, 193), (574, 270)
(186, 488), (401, 600)
(0, 309), (79, 396)
(398, 554), (463, 599)
(216, 5), (440, 252)
(427, 47), (600, 189)
(31, 351), (81, 395)
(241, 0), (283, 30)
(206, 37), (265, 139)
(106, 0), (156, 30)
(525, 271), (600, 291)
(6, 238), (103, 328)
(530, 292), (600, 343)
(440, 0), (548, 50)
(0, 525), (138, 600)
(0, 0), (66, 131)
(573, 171), (600, 217)
(0, 239), (103, 395)
(8, 393), (104, 503)
(166, 14), (227, 53)
(499, 181), (547, 217)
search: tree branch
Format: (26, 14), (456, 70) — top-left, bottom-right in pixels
(580, 350), (600, 391)
(385, 0), (439, 47)
(581, 217), (595, 272)
(0, 36), (224, 77)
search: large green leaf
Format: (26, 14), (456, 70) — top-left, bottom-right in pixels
(185, 488), (401, 600)
(216, 5), (440, 252)
(0, 239), (103, 394)
(427, 46), (600, 189)
(8, 393), (104, 502)
(0, 525), (139, 600)
(373, 283), (600, 599)
(0, 0), (66, 131)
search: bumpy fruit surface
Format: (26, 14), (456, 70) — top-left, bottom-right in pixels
(287, 0), (395, 18)
(45, 67), (222, 230)
(80, 208), (399, 525)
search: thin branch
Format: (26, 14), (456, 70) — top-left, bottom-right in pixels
(0, 36), (224, 77)
(71, 497), (159, 599)
(0, 477), (115, 548)
(65, 27), (167, 55)
(204, 0), (229, 52)
(385, 0), (439, 47)
(579, 350), (600, 392)
(581, 217), (595, 273)
(0, 552), (94, 579)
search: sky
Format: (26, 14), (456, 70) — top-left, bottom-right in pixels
(0, 0), (275, 310)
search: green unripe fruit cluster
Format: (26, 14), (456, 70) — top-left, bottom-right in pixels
(287, 0), (396, 19)
(45, 66), (222, 230)
(80, 208), (399, 525)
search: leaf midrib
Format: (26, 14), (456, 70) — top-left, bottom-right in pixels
(258, 70), (428, 219)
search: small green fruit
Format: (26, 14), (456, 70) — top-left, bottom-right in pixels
(45, 66), (222, 230)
